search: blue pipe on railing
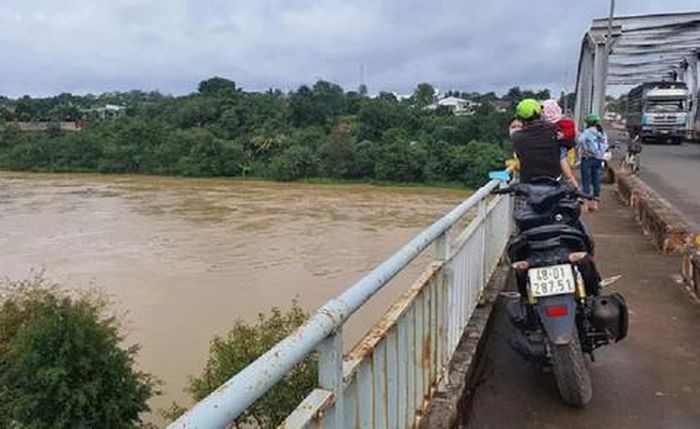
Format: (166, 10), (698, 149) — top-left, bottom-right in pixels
(169, 179), (502, 429)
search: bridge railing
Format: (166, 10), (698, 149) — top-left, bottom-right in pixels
(169, 179), (513, 429)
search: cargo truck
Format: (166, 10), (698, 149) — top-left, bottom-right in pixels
(626, 81), (689, 144)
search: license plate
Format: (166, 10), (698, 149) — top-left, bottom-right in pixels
(528, 264), (576, 297)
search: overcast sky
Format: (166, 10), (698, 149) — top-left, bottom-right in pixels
(1, 0), (698, 97)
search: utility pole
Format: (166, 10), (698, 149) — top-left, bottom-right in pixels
(358, 63), (367, 96)
(605, 0), (615, 51)
(597, 0), (616, 115)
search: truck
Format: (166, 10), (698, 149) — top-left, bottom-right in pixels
(626, 81), (689, 144)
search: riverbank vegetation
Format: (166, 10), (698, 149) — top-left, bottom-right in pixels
(165, 300), (315, 428)
(0, 78), (552, 187)
(0, 275), (157, 428)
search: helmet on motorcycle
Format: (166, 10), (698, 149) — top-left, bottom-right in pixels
(516, 99), (542, 121)
(585, 114), (601, 126)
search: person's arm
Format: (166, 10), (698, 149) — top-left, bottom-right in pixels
(561, 157), (579, 188)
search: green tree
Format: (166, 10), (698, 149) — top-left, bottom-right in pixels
(312, 80), (345, 120)
(504, 86), (522, 102)
(348, 139), (377, 178)
(320, 123), (355, 177)
(269, 145), (320, 181)
(289, 81), (345, 128)
(374, 130), (429, 182)
(0, 276), (156, 429)
(534, 89), (551, 100)
(357, 97), (415, 141)
(412, 83), (436, 108)
(175, 128), (230, 176)
(174, 97), (221, 128)
(444, 141), (507, 187)
(289, 85), (322, 127)
(169, 301), (316, 429)
(198, 77), (237, 97)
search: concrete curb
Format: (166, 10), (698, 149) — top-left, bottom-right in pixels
(615, 171), (700, 297)
(418, 264), (509, 429)
(616, 173), (693, 253)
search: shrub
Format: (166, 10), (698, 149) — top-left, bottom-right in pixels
(269, 145), (320, 181)
(0, 275), (157, 429)
(168, 301), (316, 429)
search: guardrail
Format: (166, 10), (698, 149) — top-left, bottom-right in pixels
(169, 178), (513, 429)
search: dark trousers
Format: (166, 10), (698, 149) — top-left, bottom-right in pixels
(581, 158), (602, 198)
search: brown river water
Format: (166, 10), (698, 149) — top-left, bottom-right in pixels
(0, 172), (470, 424)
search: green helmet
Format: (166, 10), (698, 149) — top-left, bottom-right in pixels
(516, 98), (542, 120)
(585, 114), (601, 125)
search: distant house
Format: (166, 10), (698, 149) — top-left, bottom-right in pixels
(81, 104), (127, 120)
(426, 96), (481, 116)
(392, 93), (413, 101)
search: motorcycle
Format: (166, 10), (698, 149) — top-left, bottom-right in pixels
(601, 148), (615, 184)
(619, 138), (642, 175)
(492, 178), (628, 406)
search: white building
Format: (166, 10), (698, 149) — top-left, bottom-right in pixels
(426, 96), (481, 116)
(81, 104), (127, 120)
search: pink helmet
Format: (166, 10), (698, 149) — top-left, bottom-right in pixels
(542, 99), (563, 124)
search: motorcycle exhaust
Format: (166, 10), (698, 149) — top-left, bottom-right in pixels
(590, 292), (629, 342)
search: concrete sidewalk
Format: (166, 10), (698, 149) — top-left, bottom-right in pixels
(465, 183), (700, 429)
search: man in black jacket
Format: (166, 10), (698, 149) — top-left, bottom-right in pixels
(511, 99), (575, 183)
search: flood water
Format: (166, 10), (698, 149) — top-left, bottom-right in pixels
(0, 172), (470, 423)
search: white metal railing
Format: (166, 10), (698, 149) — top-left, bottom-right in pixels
(169, 179), (513, 428)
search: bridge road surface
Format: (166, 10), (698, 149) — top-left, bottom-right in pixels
(466, 184), (700, 429)
(609, 129), (700, 230)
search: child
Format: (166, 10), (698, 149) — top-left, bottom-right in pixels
(542, 100), (578, 188)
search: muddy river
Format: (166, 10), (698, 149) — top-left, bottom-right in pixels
(0, 172), (470, 423)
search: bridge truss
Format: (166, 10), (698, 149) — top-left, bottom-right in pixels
(574, 12), (700, 127)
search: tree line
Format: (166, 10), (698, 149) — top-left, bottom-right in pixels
(0, 78), (559, 188)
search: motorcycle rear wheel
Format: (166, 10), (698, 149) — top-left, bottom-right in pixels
(550, 335), (593, 407)
(620, 155), (640, 175)
(630, 156), (640, 174)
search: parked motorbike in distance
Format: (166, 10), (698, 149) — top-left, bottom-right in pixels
(619, 138), (642, 175)
(492, 179), (628, 406)
(601, 147), (615, 184)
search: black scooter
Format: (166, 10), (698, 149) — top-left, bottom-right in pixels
(493, 178), (628, 406)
